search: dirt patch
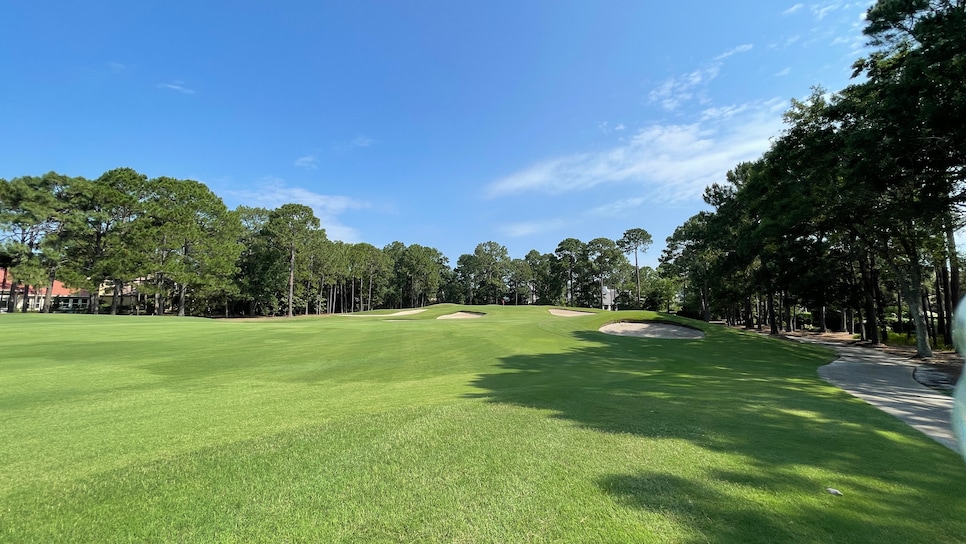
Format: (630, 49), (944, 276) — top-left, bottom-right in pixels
(599, 321), (705, 339)
(437, 311), (485, 320)
(549, 309), (594, 317)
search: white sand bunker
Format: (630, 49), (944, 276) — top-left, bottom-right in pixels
(343, 309), (426, 317)
(599, 321), (705, 339)
(437, 311), (485, 320)
(549, 309), (594, 317)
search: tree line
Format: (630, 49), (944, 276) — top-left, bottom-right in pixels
(1, 169), (664, 316)
(658, 1), (965, 358)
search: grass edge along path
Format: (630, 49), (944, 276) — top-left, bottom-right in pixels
(1, 306), (964, 543)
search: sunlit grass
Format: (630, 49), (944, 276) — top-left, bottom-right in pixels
(1, 305), (964, 542)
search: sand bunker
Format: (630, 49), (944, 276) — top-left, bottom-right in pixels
(549, 309), (594, 317)
(342, 309), (427, 317)
(599, 321), (705, 339)
(437, 311), (485, 320)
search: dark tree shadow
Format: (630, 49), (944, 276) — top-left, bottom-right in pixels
(467, 328), (966, 541)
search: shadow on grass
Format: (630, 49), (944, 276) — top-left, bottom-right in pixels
(467, 328), (966, 542)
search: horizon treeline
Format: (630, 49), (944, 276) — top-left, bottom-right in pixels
(4, 1), (963, 358)
(0, 168), (663, 317)
(658, 1), (966, 358)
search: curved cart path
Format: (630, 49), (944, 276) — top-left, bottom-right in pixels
(796, 337), (957, 451)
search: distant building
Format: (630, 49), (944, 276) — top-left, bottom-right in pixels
(0, 268), (91, 313)
(602, 286), (617, 311)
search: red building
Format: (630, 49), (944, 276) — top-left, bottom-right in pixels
(0, 268), (91, 313)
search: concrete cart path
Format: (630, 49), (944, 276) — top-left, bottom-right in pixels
(797, 337), (957, 451)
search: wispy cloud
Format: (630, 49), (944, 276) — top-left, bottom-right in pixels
(714, 44), (753, 60)
(331, 135), (376, 152)
(159, 81), (195, 94)
(351, 135), (374, 148)
(700, 103), (752, 121)
(811, 1), (844, 20)
(294, 155), (319, 169)
(109, 62), (127, 74)
(649, 45), (753, 111)
(485, 98), (786, 204)
(589, 197), (650, 216)
(774, 67), (792, 77)
(499, 219), (569, 238)
(648, 66), (718, 110)
(225, 178), (369, 242)
(782, 3), (804, 16)
(598, 121), (627, 134)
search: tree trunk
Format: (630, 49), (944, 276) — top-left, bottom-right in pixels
(350, 278), (356, 313)
(767, 291), (778, 335)
(900, 269), (933, 358)
(368, 275), (374, 311)
(634, 250), (641, 308)
(818, 305), (827, 332)
(757, 295), (764, 331)
(744, 297), (754, 329)
(872, 264), (888, 342)
(21, 284), (31, 313)
(898, 289), (907, 338)
(305, 281), (311, 315)
(89, 287), (100, 315)
(858, 252), (879, 344)
(567, 263), (573, 306)
(947, 216), (961, 304)
(923, 289), (937, 350)
(935, 270), (949, 346)
(155, 272), (164, 316)
(777, 291), (784, 332)
(287, 245), (295, 317)
(600, 276), (605, 309)
(110, 281), (120, 315)
(701, 281), (711, 322)
(940, 264), (953, 344)
(2, 271), (11, 313)
(178, 282), (187, 317)
(43, 267), (56, 313)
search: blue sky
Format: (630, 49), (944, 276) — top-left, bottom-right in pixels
(1, 1), (873, 267)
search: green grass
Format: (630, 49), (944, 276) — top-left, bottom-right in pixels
(2, 304), (964, 543)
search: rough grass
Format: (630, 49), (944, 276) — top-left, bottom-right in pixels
(1, 305), (964, 543)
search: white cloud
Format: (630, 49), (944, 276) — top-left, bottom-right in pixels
(598, 121), (627, 134)
(159, 81), (195, 94)
(649, 46), (751, 111)
(774, 67), (792, 77)
(499, 219), (569, 238)
(590, 197), (649, 216)
(485, 99), (786, 204)
(225, 178), (369, 242)
(352, 135), (374, 148)
(811, 2), (843, 20)
(700, 103), (752, 121)
(294, 155), (319, 169)
(714, 44), (753, 60)
(109, 62), (126, 73)
(648, 66), (716, 110)
(782, 3), (804, 15)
